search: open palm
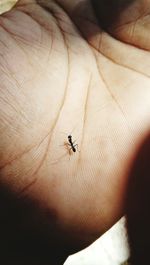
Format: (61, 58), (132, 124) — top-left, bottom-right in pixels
(0, 0), (150, 264)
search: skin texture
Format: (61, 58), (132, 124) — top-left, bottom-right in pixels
(0, 0), (150, 264)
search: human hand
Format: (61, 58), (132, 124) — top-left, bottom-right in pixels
(0, 0), (150, 264)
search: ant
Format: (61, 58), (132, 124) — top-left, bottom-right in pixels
(67, 135), (78, 153)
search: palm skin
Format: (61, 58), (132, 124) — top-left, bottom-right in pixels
(0, 0), (150, 264)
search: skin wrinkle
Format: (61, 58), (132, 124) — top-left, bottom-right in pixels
(1, 9), (64, 178)
(15, 0), (36, 7)
(18, 3), (71, 80)
(0, 141), (34, 170)
(38, 0), (91, 43)
(35, 2), (102, 205)
(0, 126), (55, 184)
(32, 2), (149, 176)
(18, 177), (38, 195)
(16, 4), (55, 43)
(44, 3), (130, 137)
(94, 53), (132, 132)
(0, 64), (44, 127)
(1, 10), (57, 109)
(77, 75), (92, 167)
(50, 8), (95, 171)
(75, 16), (150, 78)
(0, 35), (9, 49)
(10, 13), (54, 65)
(114, 12), (150, 30)
(79, 7), (149, 52)
(0, 49), (34, 99)
(57, 10), (148, 125)
(0, 15), (39, 68)
(45, 6), (87, 59)
(0, 37), (30, 81)
(38, 1), (74, 41)
(0, 5), (68, 175)
(0, 23), (40, 132)
(1, 71), (24, 106)
(45, 6), (87, 174)
(114, 11), (150, 29)
(79, 37), (135, 136)
(71, 0), (150, 52)
(0, 109), (54, 170)
(18, 3), (73, 184)
(0, 83), (34, 133)
(0, 15), (31, 70)
(7, 82), (70, 191)
(0, 95), (27, 122)
(125, 3), (150, 24)
(98, 31), (103, 54)
(38, 2), (86, 147)
(129, 18), (138, 43)
(2, 129), (53, 194)
(24, 9), (66, 59)
(92, 42), (150, 79)
(57, 25), (79, 39)
(111, 9), (150, 51)
(61, 8), (150, 77)
(30, 1), (150, 55)
(0, 97), (37, 169)
(0, 4), (147, 172)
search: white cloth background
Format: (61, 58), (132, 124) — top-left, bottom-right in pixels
(64, 217), (130, 265)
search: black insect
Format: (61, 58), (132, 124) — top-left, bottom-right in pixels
(67, 135), (78, 153)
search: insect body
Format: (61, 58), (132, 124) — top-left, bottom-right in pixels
(67, 135), (78, 153)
